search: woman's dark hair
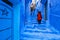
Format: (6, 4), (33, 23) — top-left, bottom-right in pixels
(38, 11), (41, 13)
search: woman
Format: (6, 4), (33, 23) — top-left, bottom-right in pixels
(37, 11), (42, 24)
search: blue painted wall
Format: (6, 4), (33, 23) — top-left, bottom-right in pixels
(50, 0), (60, 31)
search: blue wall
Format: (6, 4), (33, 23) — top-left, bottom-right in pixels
(50, 0), (60, 31)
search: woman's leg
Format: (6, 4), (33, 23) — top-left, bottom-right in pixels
(38, 20), (41, 24)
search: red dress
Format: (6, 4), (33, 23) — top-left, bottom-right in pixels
(37, 12), (42, 21)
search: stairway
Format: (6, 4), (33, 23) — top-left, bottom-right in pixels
(20, 19), (60, 40)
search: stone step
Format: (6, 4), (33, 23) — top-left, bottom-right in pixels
(25, 23), (46, 29)
(21, 33), (60, 40)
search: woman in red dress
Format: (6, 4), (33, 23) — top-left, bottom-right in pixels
(37, 11), (42, 24)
